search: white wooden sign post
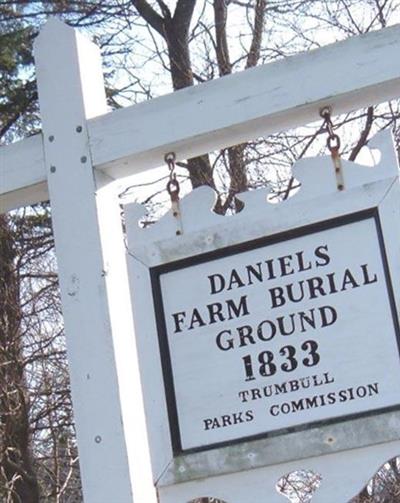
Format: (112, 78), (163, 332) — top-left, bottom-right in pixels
(1, 18), (400, 503)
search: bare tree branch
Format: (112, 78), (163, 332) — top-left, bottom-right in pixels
(213, 0), (232, 76)
(174, 0), (197, 33)
(349, 106), (374, 161)
(131, 0), (164, 35)
(246, 0), (266, 68)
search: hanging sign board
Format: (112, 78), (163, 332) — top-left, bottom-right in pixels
(125, 132), (400, 476)
(152, 210), (400, 452)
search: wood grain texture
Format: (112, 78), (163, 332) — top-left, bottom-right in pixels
(90, 24), (400, 178)
(2, 24), (400, 211)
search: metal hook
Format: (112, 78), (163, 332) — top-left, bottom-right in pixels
(319, 107), (345, 191)
(164, 152), (183, 236)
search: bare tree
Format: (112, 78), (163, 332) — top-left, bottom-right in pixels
(1, 2), (400, 502)
(0, 207), (81, 502)
(0, 214), (40, 502)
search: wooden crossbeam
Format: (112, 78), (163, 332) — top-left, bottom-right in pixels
(1, 24), (400, 213)
(1, 135), (47, 211)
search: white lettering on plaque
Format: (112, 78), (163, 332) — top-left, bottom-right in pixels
(152, 213), (400, 452)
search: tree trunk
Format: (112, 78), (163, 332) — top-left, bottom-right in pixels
(0, 215), (40, 503)
(163, 15), (215, 190)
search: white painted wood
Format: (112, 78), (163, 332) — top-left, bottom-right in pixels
(0, 135), (45, 194)
(2, 24), (400, 212)
(159, 217), (400, 451)
(34, 18), (155, 503)
(125, 130), (397, 262)
(289, 130), (399, 203)
(158, 409), (400, 486)
(0, 181), (48, 214)
(125, 243), (400, 486)
(124, 132), (400, 500)
(0, 135), (47, 212)
(1, 16), (399, 503)
(125, 256), (174, 483)
(158, 440), (400, 503)
(89, 24), (400, 179)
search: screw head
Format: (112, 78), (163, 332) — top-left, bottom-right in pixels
(50, 166), (56, 173)
(94, 435), (102, 444)
(319, 105), (332, 119)
(81, 156), (87, 163)
(48, 135), (55, 142)
(76, 125), (83, 133)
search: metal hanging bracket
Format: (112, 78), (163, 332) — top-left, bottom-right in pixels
(320, 106), (345, 191)
(164, 152), (183, 236)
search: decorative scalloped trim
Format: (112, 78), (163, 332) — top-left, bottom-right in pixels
(124, 130), (398, 247)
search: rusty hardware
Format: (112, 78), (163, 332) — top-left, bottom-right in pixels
(319, 107), (345, 191)
(320, 106), (341, 151)
(164, 152), (183, 235)
(166, 178), (180, 203)
(165, 151), (180, 203)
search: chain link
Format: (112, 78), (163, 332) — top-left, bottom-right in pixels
(164, 151), (183, 235)
(319, 107), (344, 191)
(320, 106), (341, 152)
(164, 152), (180, 201)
